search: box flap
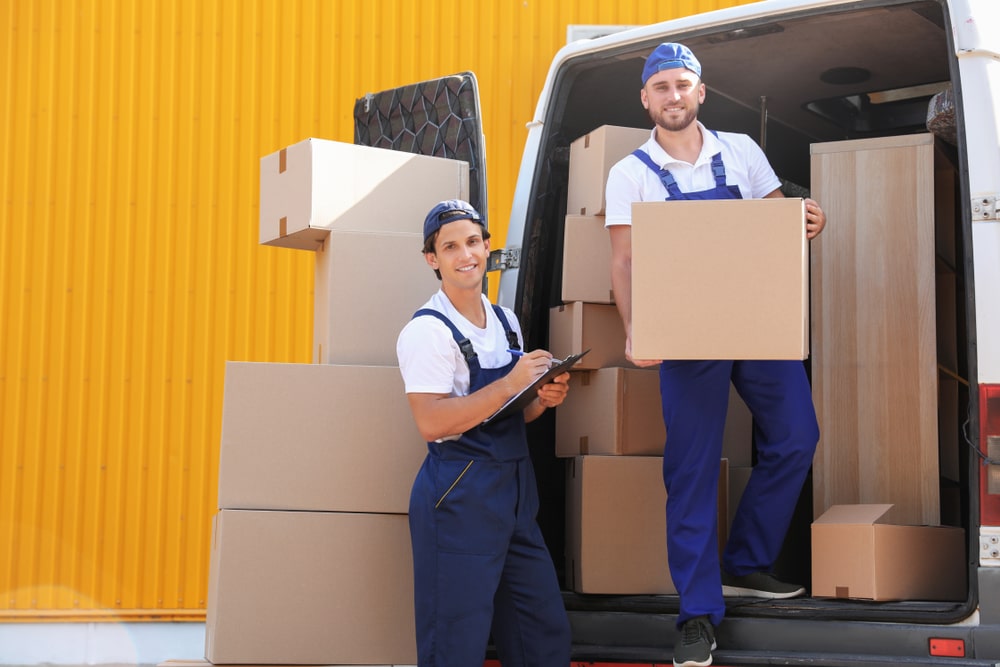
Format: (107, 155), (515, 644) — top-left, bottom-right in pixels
(814, 503), (896, 525)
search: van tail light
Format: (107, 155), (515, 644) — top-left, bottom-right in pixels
(980, 384), (1000, 526)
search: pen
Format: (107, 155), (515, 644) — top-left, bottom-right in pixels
(507, 349), (524, 357)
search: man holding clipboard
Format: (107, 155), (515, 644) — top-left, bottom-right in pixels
(396, 199), (578, 667)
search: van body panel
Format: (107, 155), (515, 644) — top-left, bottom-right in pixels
(478, 0), (1000, 659)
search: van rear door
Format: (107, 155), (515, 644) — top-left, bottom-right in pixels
(353, 72), (489, 223)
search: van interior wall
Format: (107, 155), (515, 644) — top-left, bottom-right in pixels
(520, 0), (973, 612)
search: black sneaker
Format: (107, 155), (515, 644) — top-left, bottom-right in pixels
(721, 570), (805, 599)
(673, 615), (716, 667)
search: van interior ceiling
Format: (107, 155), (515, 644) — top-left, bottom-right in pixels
(519, 0), (972, 625)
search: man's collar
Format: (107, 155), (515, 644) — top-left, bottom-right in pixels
(645, 121), (720, 167)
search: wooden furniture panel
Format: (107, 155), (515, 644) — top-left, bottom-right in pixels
(810, 134), (939, 526)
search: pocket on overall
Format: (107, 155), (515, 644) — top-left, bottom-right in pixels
(433, 458), (515, 555)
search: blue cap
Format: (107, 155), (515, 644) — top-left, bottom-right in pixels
(641, 42), (702, 85)
(423, 199), (484, 243)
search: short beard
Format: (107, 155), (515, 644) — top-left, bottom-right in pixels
(648, 102), (699, 133)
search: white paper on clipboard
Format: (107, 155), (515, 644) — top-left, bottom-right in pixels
(482, 349), (590, 424)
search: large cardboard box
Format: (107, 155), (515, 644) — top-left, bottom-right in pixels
(562, 215), (614, 304)
(811, 504), (965, 601)
(260, 138), (469, 250)
(631, 198), (808, 360)
(556, 367), (663, 457)
(567, 125), (651, 216)
(219, 362), (425, 514)
(314, 229), (439, 365)
(549, 302), (627, 370)
(205, 510), (416, 665)
(565, 456), (728, 594)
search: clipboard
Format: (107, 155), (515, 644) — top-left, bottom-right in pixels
(482, 349), (590, 424)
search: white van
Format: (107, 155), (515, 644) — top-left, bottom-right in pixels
(357, 0), (1000, 662)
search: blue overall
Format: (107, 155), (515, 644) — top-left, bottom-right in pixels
(633, 147), (820, 628)
(407, 306), (571, 667)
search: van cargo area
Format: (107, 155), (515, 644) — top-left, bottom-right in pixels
(504, 0), (1000, 662)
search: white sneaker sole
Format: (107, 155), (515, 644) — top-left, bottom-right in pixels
(674, 642), (717, 667)
(673, 640), (716, 667)
(721, 583), (805, 599)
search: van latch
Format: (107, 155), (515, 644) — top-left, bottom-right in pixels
(488, 247), (521, 272)
(972, 194), (999, 221)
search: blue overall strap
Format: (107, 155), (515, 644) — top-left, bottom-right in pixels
(709, 152), (727, 187)
(633, 130), (727, 195)
(413, 308), (480, 371)
(631, 149), (683, 199)
(490, 304), (520, 351)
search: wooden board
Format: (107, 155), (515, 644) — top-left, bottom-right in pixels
(810, 134), (940, 526)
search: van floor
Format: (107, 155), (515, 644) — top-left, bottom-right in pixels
(562, 591), (968, 624)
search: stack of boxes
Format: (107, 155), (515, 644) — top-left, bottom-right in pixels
(203, 138), (471, 665)
(553, 125), (753, 594)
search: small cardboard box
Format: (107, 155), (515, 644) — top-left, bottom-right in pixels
(549, 302), (627, 370)
(562, 214), (614, 304)
(565, 456), (728, 594)
(631, 198), (808, 360)
(219, 362), (426, 514)
(567, 125), (651, 216)
(313, 229), (439, 365)
(556, 367), (664, 457)
(260, 137), (469, 250)
(811, 504), (965, 601)
(205, 509), (416, 665)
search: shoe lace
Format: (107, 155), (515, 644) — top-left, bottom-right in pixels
(681, 618), (707, 645)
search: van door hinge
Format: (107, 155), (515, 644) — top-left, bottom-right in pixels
(488, 247), (521, 272)
(972, 194), (999, 221)
(981, 527), (1000, 567)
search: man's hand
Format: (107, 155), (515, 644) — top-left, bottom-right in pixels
(805, 198), (826, 239)
(626, 334), (662, 368)
(536, 372), (569, 409)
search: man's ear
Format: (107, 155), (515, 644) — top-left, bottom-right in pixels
(640, 87), (649, 109)
(424, 251), (439, 270)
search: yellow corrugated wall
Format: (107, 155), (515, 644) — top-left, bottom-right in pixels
(0, 0), (754, 621)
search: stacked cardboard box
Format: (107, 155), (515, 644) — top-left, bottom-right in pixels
(201, 139), (470, 666)
(556, 125), (753, 594)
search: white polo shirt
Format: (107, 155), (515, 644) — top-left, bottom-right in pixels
(604, 123), (782, 227)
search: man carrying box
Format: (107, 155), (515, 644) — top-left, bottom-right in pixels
(396, 199), (572, 667)
(605, 43), (827, 667)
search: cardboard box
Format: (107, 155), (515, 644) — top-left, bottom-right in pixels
(313, 229), (439, 365)
(567, 125), (651, 216)
(219, 362), (426, 513)
(557, 368), (753, 462)
(556, 367), (664, 457)
(631, 198), (808, 360)
(561, 214), (614, 304)
(549, 302), (627, 370)
(205, 509), (417, 665)
(260, 138), (469, 250)
(811, 504), (965, 601)
(565, 456), (728, 594)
